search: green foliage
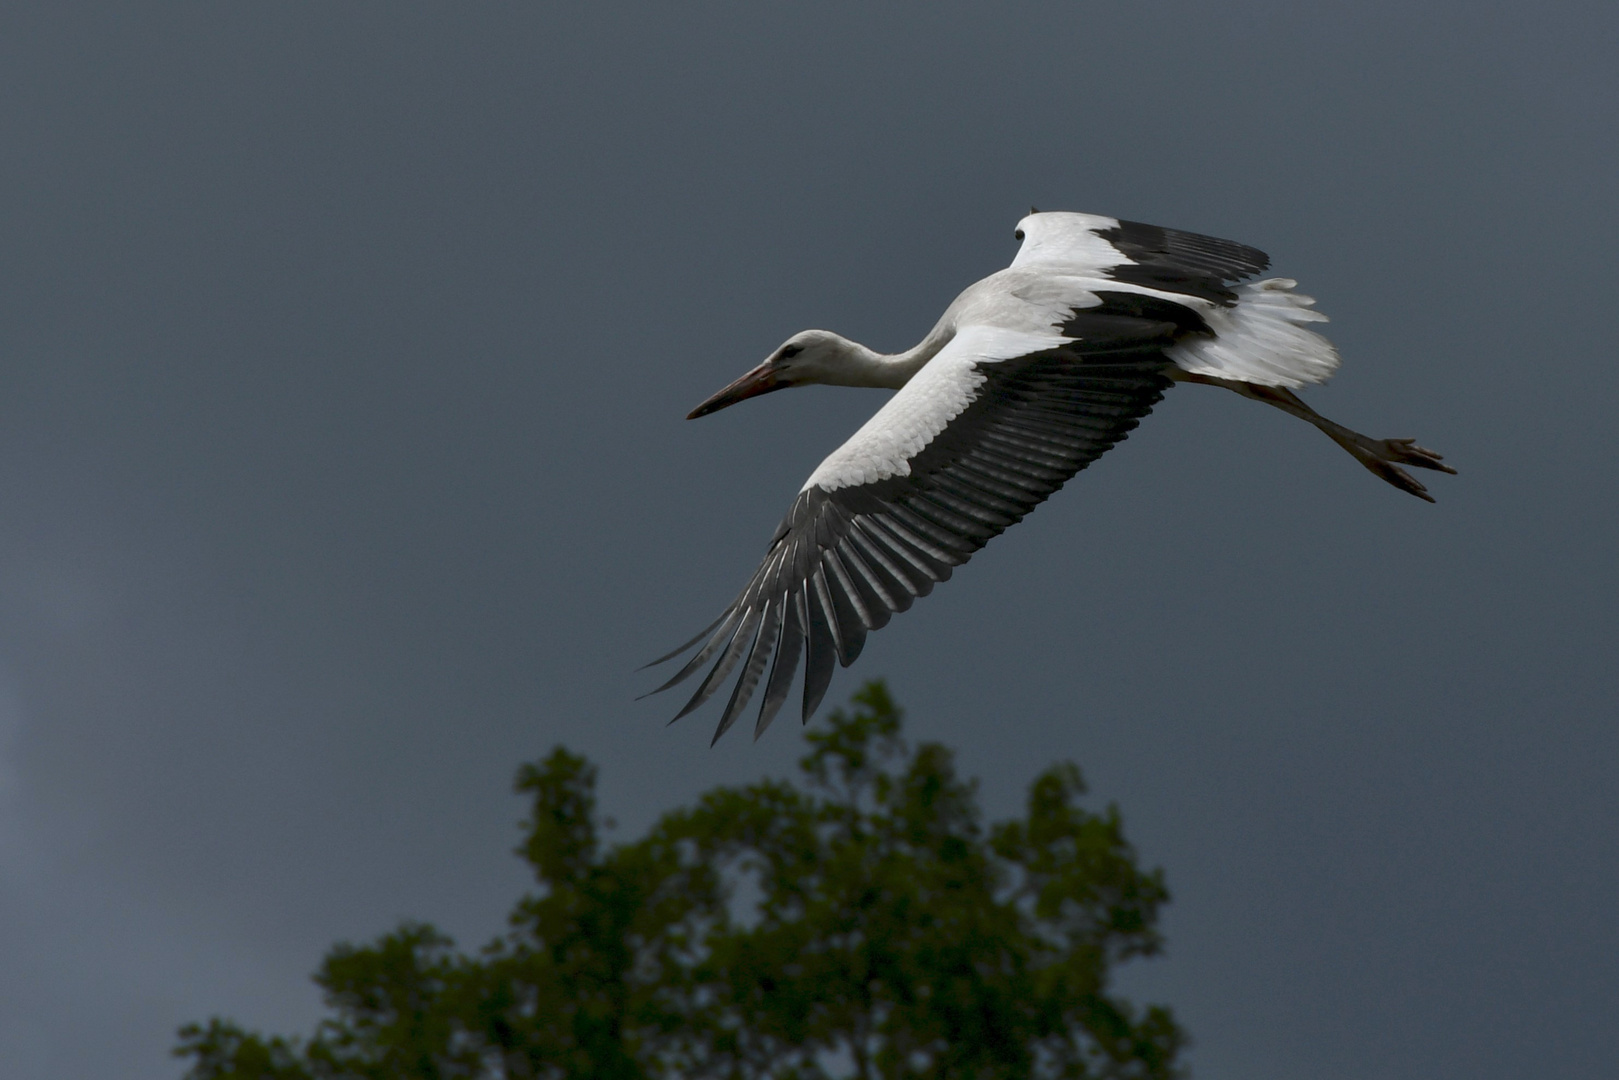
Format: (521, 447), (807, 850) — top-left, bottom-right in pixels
(176, 682), (1183, 1079)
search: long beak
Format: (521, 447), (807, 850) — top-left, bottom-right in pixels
(687, 362), (790, 419)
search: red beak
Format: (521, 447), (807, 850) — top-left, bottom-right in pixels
(687, 362), (790, 419)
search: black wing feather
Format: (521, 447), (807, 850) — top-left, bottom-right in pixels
(754, 597), (804, 739)
(1096, 222), (1271, 304)
(650, 319), (1185, 741)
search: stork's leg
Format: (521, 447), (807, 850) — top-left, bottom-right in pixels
(1175, 372), (1456, 502)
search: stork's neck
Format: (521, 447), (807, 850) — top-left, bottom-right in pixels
(815, 326), (952, 390)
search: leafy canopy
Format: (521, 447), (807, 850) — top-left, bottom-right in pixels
(177, 682), (1183, 1079)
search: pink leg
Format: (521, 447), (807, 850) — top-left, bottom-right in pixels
(1177, 372), (1456, 502)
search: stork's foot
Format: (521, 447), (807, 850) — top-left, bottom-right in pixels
(1344, 437), (1457, 502)
(1185, 376), (1457, 503)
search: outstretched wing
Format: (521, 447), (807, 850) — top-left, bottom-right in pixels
(647, 316), (1185, 744)
(1011, 211), (1271, 304)
(1009, 211), (1336, 388)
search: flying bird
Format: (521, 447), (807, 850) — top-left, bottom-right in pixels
(646, 211), (1453, 743)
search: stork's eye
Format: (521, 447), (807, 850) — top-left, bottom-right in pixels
(1014, 229), (1025, 241)
(779, 344), (803, 359)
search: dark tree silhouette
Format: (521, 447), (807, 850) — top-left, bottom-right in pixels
(177, 682), (1183, 1079)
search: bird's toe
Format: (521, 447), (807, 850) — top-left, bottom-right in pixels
(1361, 457), (1437, 502)
(1381, 438), (1457, 475)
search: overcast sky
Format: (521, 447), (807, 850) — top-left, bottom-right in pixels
(1, 3), (1616, 1078)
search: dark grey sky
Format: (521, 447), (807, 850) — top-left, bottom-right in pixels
(1, 3), (1615, 1077)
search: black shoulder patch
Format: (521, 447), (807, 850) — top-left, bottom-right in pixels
(1097, 219), (1271, 304)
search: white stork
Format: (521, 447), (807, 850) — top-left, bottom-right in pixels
(647, 211), (1453, 742)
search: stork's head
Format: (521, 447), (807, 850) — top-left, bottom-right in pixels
(687, 330), (861, 418)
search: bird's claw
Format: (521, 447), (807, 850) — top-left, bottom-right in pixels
(1352, 437), (1455, 502)
(1379, 438), (1457, 475)
(1364, 459), (1437, 502)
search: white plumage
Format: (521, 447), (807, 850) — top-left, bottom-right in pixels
(806, 326), (1049, 491)
(652, 211), (1452, 742)
(1169, 278), (1338, 387)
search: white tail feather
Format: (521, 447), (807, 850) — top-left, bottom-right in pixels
(1168, 278), (1341, 388)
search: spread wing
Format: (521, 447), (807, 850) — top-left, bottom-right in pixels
(1009, 211), (1337, 387)
(646, 316), (1186, 743)
(1011, 211), (1271, 303)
